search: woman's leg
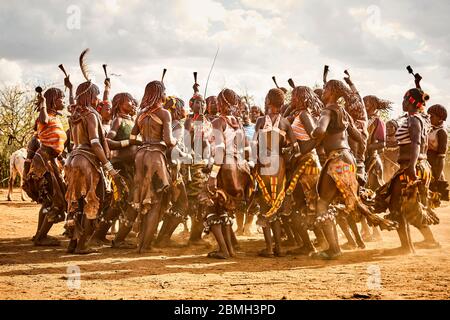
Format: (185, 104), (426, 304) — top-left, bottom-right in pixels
(389, 179), (414, 254)
(112, 206), (138, 248)
(223, 224), (236, 257)
(75, 216), (97, 254)
(259, 225), (274, 257)
(272, 219), (285, 257)
(315, 173), (340, 259)
(337, 215), (357, 250)
(91, 206), (120, 244)
(209, 224), (229, 259)
(347, 215), (365, 249)
(137, 203), (162, 253)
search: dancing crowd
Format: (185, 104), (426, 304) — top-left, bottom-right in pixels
(21, 49), (447, 260)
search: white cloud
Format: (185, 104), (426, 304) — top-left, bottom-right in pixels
(240, 0), (298, 15)
(0, 59), (23, 85)
(0, 0), (448, 112)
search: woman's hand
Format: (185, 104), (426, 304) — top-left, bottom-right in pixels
(405, 165), (418, 181)
(64, 76), (73, 90)
(104, 78), (111, 91)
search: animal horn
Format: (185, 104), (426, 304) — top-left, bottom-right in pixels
(58, 64), (68, 77)
(288, 78), (295, 89)
(193, 72), (199, 93)
(102, 64), (108, 79)
(161, 68), (167, 82)
(323, 65), (329, 86)
(406, 65), (422, 89)
(34, 86), (43, 111)
(272, 76), (280, 88)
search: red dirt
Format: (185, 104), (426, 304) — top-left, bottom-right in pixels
(1, 188), (449, 300)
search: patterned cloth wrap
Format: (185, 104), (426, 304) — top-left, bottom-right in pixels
(316, 149), (360, 224)
(284, 151), (321, 229)
(374, 160), (439, 228)
(255, 171), (286, 227)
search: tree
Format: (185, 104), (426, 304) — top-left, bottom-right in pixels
(0, 84), (38, 185)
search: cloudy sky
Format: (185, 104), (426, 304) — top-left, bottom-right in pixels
(0, 0), (449, 116)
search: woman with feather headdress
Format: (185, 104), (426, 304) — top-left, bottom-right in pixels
(64, 49), (127, 254)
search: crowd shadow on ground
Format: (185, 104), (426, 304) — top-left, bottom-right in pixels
(0, 234), (414, 282)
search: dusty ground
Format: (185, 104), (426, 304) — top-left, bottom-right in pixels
(0, 188), (449, 300)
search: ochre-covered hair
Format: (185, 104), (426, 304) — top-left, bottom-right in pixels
(363, 95), (393, 112)
(324, 80), (365, 120)
(314, 88), (323, 99)
(292, 86), (324, 114)
(112, 92), (134, 117)
(140, 80), (165, 111)
(266, 88), (285, 108)
(44, 88), (64, 110)
(218, 88), (240, 114)
(76, 81), (100, 107)
(323, 80), (353, 103)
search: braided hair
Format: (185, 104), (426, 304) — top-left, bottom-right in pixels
(266, 88), (285, 109)
(112, 92), (134, 117)
(76, 81), (100, 107)
(218, 88), (240, 115)
(140, 80), (165, 112)
(363, 95), (393, 112)
(324, 79), (366, 120)
(292, 86), (324, 115)
(43, 88), (64, 110)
